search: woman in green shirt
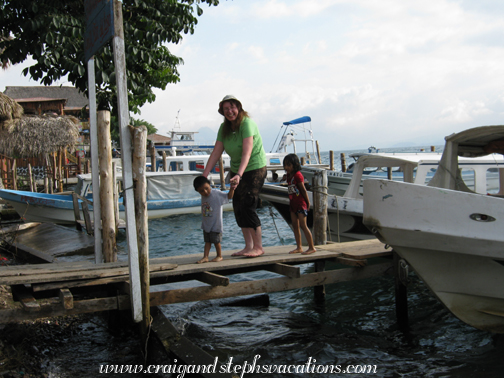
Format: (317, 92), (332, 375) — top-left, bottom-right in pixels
(202, 95), (267, 258)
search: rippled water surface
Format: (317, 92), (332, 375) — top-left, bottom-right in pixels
(43, 147), (504, 376)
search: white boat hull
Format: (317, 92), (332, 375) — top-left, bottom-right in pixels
(1, 189), (233, 225)
(260, 184), (373, 243)
(363, 179), (504, 333)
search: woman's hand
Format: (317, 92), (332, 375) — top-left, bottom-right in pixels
(230, 174), (241, 188)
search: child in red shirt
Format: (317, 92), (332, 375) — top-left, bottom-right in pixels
(283, 154), (316, 254)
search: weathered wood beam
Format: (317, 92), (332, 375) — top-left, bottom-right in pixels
(150, 307), (233, 378)
(59, 289), (74, 310)
(150, 262), (392, 306)
(11, 285), (40, 312)
(265, 263), (300, 278)
(337, 257), (367, 267)
(196, 272), (229, 287)
(0, 262), (392, 324)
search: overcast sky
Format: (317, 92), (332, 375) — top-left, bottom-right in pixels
(1, 0), (503, 151)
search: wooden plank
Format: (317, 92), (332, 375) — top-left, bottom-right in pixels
(59, 288), (73, 309)
(0, 222), (40, 235)
(72, 193), (82, 231)
(265, 263), (300, 278)
(9, 223), (95, 261)
(76, 219), (126, 229)
(337, 257), (367, 267)
(150, 307), (233, 378)
(150, 262), (392, 306)
(196, 272), (229, 287)
(81, 202), (93, 235)
(318, 239), (391, 259)
(0, 262), (178, 286)
(0, 295), (130, 323)
(0, 262), (392, 324)
(11, 285), (40, 312)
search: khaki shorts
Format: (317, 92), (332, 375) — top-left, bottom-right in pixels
(203, 231), (222, 244)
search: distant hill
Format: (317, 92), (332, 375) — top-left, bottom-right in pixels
(195, 126), (217, 144)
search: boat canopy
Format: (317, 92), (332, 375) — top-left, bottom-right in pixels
(283, 116), (311, 126)
(445, 125), (504, 157)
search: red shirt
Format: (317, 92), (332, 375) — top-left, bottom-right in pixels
(287, 171), (308, 212)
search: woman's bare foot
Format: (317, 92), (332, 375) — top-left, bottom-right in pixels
(196, 257), (209, 264)
(243, 247), (265, 258)
(211, 256), (223, 262)
(301, 248), (316, 255)
(289, 248), (303, 254)
(232, 247), (253, 256)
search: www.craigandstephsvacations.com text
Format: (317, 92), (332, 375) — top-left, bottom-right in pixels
(99, 356), (378, 376)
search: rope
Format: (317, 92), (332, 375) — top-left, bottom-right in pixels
(268, 205), (285, 245)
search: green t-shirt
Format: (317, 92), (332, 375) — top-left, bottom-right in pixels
(217, 117), (267, 173)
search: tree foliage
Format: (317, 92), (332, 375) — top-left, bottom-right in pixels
(0, 0), (219, 114)
(110, 116), (157, 144)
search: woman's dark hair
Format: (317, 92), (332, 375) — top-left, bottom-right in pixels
(193, 175), (211, 191)
(221, 99), (250, 138)
(283, 153), (302, 173)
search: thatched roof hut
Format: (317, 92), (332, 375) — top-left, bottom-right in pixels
(0, 114), (80, 158)
(0, 92), (24, 130)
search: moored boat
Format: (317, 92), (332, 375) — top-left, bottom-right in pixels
(0, 171), (232, 225)
(261, 150), (504, 243)
(363, 125), (504, 333)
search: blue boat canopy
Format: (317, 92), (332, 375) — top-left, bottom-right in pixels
(283, 116), (311, 126)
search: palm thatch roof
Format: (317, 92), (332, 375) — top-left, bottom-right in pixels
(0, 115), (80, 158)
(0, 92), (24, 130)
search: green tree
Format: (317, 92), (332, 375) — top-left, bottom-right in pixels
(110, 116), (158, 144)
(0, 0), (219, 114)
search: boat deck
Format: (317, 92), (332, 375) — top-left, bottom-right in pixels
(0, 239), (392, 323)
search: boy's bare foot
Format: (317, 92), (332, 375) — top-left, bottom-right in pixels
(232, 247), (253, 256)
(289, 248), (303, 254)
(211, 256), (223, 262)
(301, 248), (316, 255)
(196, 257), (209, 264)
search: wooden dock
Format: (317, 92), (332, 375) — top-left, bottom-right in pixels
(6, 222), (95, 262)
(0, 239), (392, 323)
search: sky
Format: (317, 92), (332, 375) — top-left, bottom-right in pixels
(1, 0), (504, 151)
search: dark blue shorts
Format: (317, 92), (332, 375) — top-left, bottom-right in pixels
(203, 231), (222, 244)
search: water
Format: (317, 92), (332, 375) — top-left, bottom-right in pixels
(41, 146), (504, 376)
(117, 146), (504, 377)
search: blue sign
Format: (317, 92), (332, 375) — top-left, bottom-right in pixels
(84, 0), (115, 61)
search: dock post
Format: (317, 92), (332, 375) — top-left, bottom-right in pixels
(312, 169), (328, 246)
(131, 125), (151, 349)
(329, 150), (334, 171)
(219, 156), (225, 189)
(28, 163), (34, 192)
(340, 153), (347, 172)
(313, 169), (328, 300)
(162, 151), (167, 172)
(98, 110), (117, 263)
(316, 140), (322, 164)
(394, 252), (409, 330)
(149, 143), (156, 172)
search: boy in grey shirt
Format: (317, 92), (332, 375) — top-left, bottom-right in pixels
(193, 176), (235, 263)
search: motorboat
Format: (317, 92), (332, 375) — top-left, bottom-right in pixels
(363, 125), (504, 333)
(0, 171), (232, 225)
(261, 151), (504, 242)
